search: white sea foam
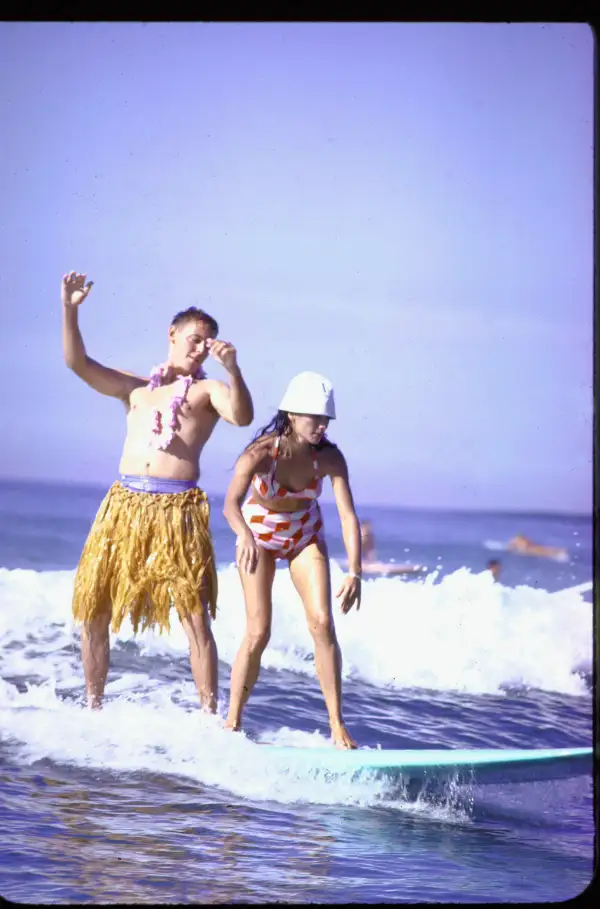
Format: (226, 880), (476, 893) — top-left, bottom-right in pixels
(0, 563), (591, 806)
(0, 677), (393, 807)
(0, 562), (592, 698)
(0, 677), (468, 818)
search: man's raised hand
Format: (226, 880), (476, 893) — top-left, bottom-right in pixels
(62, 272), (94, 308)
(207, 338), (238, 373)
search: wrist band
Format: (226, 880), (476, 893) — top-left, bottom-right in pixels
(349, 572), (362, 580)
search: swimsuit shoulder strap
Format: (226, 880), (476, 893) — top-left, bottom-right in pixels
(269, 435), (282, 484)
(273, 434), (281, 456)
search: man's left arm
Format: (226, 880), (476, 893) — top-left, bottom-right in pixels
(209, 368), (254, 426)
(206, 339), (254, 426)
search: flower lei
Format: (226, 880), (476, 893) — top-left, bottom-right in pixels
(147, 362), (206, 451)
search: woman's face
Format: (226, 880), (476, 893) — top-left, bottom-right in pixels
(288, 413), (330, 445)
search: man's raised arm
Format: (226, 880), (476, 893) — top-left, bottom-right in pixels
(206, 339), (254, 426)
(62, 272), (145, 402)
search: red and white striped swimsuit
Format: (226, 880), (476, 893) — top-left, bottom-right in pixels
(242, 435), (325, 559)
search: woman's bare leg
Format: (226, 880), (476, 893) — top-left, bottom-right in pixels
(225, 548), (276, 731)
(289, 541), (356, 749)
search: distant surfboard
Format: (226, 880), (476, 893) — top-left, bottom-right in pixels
(554, 580), (593, 597)
(261, 745), (593, 786)
(484, 540), (569, 563)
(340, 559), (427, 578)
(484, 539), (507, 552)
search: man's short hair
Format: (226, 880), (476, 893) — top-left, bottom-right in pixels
(171, 306), (219, 336)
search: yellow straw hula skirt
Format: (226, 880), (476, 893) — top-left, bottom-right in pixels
(72, 476), (218, 635)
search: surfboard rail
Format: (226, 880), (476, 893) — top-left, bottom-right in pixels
(260, 745), (593, 785)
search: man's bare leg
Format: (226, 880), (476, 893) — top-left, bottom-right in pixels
(225, 549), (275, 731)
(181, 605), (219, 713)
(81, 610), (112, 709)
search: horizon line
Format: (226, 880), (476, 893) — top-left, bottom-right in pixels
(0, 473), (591, 520)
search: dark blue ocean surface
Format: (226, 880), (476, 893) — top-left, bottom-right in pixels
(0, 479), (594, 903)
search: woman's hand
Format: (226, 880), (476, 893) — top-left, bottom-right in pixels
(236, 529), (259, 574)
(335, 575), (361, 614)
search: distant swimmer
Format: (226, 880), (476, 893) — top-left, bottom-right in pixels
(357, 520), (424, 576)
(360, 520), (376, 562)
(487, 559), (502, 582)
(507, 535), (568, 562)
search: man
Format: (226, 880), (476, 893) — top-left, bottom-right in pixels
(62, 271), (254, 711)
(507, 535), (568, 561)
(356, 520), (423, 576)
(487, 559), (502, 582)
(360, 520), (376, 563)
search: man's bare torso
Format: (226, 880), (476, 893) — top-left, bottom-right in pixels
(119, 378), (221, 481)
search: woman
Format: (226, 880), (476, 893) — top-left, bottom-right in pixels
(223, 371), (362, 749)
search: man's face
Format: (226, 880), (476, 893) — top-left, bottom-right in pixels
(169, 319), (216, 372)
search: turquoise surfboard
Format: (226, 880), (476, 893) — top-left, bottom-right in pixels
(261, 746), (593, 785)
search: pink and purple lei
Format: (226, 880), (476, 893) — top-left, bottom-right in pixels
(147, 363), (206, 451)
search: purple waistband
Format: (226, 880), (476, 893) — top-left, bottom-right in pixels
(119, 474), (197, 494)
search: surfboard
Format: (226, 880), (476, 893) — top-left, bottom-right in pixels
(484, 540), (569, 563)
(339, 558), (427, 577)
(554, 580), (593, 597)
(363, 561), (427, 577)
(261, 745), (593, 785)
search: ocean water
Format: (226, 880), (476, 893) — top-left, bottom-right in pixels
(0, 477), (594, 904)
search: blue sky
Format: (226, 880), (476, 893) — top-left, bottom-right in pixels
(0, 22), (593, 512)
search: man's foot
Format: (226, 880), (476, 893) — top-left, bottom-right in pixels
(331, 721), (357, 750)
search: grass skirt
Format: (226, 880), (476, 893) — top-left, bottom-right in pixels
(72, 481), (217, 634)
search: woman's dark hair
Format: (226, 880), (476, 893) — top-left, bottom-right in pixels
(244, 410), (337, 453)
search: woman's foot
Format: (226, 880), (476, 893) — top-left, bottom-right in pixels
(224, 717), (241, 732)
(331, 721), (357, 749)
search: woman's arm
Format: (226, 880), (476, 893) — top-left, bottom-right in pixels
(223, 441), (270, 573)
(327, 448), (362, 575)
(326, 448), (362, 612)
